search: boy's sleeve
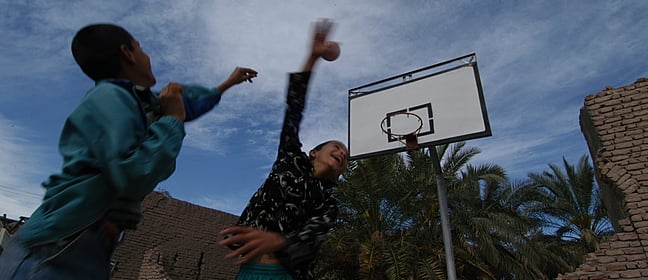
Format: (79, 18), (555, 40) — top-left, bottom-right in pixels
(64, 85), (185, 200)
(272, 71), (330, 269)
(274, 197), (338, 271)
(278, 72), (312, 155)
(180, 85), (223, 122)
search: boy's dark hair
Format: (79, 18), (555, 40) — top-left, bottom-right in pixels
(312, 141), (333, 152)
(71, 23), (134, 81)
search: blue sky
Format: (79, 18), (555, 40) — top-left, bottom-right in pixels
(1, 1), (647, 219)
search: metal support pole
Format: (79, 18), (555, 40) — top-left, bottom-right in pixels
(429, 147), (457, 280)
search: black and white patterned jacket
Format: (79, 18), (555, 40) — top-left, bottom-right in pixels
(236, 72), (338, 280)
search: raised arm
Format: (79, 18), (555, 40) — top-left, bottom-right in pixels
(217, 66), (258, 94)
(278, 19), (337, 152)
(302, 19), (335, 72)
(173, 67), (257, 122)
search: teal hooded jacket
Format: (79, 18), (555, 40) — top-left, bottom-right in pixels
(19, 80), (223, 247)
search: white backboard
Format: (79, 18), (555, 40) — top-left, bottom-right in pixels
(348, 54), (491, 160)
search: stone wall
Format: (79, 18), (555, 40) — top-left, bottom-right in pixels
(557, 78), (648, 279)
(111, 191), (240, 280)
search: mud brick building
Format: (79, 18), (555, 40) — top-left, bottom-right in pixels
(558, 78), (648, 279)
(111, 191), (240, 280)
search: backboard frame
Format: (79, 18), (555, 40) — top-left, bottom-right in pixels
(348, 53), (491, 160)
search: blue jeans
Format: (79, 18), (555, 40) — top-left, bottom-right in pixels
(0, 225), (118, 280)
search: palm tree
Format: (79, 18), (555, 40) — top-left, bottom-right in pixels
(316, 153), (413, 279)
(422, 143), (564, 279)
(430, 144), (580, 279)
(527, 155), (615, 267)
(316, 143), (588, 279)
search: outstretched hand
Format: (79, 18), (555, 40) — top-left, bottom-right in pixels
(310, 19), (334, 59)
(218, 67), (258, 94)
(227, 66), (258, 84)
(303, 18), (336, 72)
(219, 226), (286, 265)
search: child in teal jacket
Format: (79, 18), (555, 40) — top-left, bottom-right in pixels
(0, 23), (257, 279)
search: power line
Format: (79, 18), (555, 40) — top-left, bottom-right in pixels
(0, 184), (43, 199)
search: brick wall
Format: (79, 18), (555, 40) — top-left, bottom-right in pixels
(111, 191), (240, 280)
(557, 78), (648, 279)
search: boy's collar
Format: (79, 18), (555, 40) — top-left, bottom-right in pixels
(98, 78), (132, 86)
(99, 79), (149, 93)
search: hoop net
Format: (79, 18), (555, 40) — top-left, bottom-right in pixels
(380, 112), (423, 150)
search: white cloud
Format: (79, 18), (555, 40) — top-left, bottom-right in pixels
(1, 0), (647, 217)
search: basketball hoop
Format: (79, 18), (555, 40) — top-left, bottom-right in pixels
(380, 111), (423, 150)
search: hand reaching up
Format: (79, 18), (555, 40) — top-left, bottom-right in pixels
(303, 18), (337, 72)
(218, 67), (258, 94)
(311, 19), (334, 59)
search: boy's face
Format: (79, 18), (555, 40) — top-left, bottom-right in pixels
(311, 141), (349, 180)
(127, 39), (156, 87)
